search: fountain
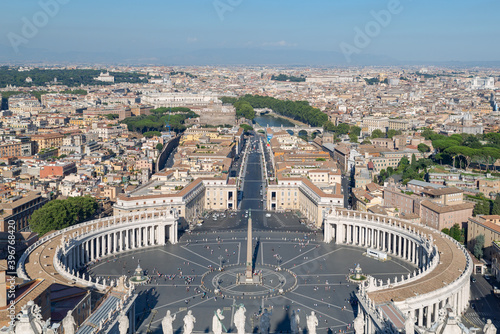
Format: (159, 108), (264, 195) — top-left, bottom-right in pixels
(129, 262), (148, 285)
(349, 264), (368, 283)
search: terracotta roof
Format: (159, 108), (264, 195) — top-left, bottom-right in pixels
(469, 217), (500, 234)
(422, 186), (462, 196)
(421, 200), (475, 214)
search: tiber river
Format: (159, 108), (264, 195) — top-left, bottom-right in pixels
(253, 114), (296, 128)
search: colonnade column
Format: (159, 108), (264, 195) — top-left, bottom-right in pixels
(96, 237), (100, 259)
(131, 228), (136, 249)
(402, 237), (406, 260)
(418, 308), (423, 327)
(398, 235), (402, 257)
(80, 244), (85, 266)
(124, 230), (129, 250)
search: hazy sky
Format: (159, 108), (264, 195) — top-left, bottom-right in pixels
(2, 0), (500, 63)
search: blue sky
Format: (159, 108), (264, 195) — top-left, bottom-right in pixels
(2, 0), (500, 63)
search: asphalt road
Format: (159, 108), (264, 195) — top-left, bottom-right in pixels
(196, 134), (310, 233)
(463, 274), (500, 330)
(341, 174), (350, 209)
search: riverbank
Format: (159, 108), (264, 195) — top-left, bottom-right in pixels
(254, 111), (308, 127)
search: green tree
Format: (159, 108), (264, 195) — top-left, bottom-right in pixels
(418, 143), (431, 153)
(323, 121), (336, 132)
(240, 124), (253, 132)
(433, 139), (460, 153)
(336, 123), (350, 135)
(156, 143), (164, 152)
(29, 196), (98, 236)
(104, 114), (119, 120)
(371, 129), (384, 139)
(473, 234), (484, 259)
(449, 224), (463, 243)
(387, 129), (402, 139)
(492, 195), (500, 215)
(350, 126), (362, 136)
(441, 228), (450, 235)
(445, 146), (477, 169)
(143, 131), (162, 138)
(349, 133), (358, 143)
(397, 156), (410, 172)
(361, 139), (372, 145)
(220, 96), (238, 104)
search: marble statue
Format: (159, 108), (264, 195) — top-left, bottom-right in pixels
(62, 310), (76, 334)
(162, 310), (176, 334)
(183, 310), (196, 334)
(353, 310), (365, 334)
(306, 311), (318, 334)
(9, 301), (54, 334)
(259, 309), (271, 334)
(290, 310), (300, 334)
(484, 319), (497, 334)
(404, 312), (415, 334)
(212, 309), (225, 334)
(234, 305), (246, 334)
(118, 310), (129, 334)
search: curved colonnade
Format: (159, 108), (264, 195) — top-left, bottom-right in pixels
(17, 210), (178, 289)
(324, 209), (472, 333)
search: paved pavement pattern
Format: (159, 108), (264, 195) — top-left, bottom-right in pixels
(86, 230), (415, 334)
(85, 134), (416, 333)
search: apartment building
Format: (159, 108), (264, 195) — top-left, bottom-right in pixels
(0, 191), (47, 232)
(420, 200), (474, 231)
(40, 162), (77, 178)
(383, 187), (423, 216)
(30, 133), (64, 152)
(383, 180), (474, 231)
(369, 150), (423, 172)
(0, 138), (33, 158)
(8, 94), (43, 114)
(267, 177), (343, 227)
(467, 215), (500, 261)
(388, 119), (410, 131)
(333, 144), (350, 173)
(361, 117), (389, 134)
(114, 177), (237, 223)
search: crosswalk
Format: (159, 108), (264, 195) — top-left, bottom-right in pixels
(463, 309), (500, 329)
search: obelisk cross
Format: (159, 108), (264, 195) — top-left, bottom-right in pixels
(245, 209), (253, 279)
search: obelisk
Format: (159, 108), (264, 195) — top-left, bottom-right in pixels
(245, 209), (253, 280)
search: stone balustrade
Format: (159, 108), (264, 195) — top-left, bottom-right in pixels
(324, 209), (472, 333)
(17, 210), (178, 283)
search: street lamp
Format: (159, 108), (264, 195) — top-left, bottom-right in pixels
(276, 254), (282, 271)
(218, 255), (224, 271)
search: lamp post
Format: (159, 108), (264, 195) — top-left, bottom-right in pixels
(218, 255), (224, 271)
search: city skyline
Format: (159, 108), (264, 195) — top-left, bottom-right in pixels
(2, 0), (500, 65)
